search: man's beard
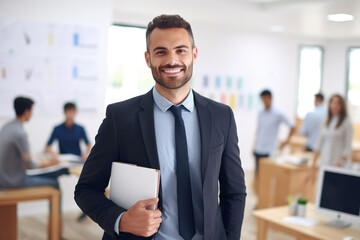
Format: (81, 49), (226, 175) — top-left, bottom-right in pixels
(150, 62), (193, 90)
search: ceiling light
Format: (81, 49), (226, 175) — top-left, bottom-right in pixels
(269, 25), (284, 32)
(327, 14), (354, 22)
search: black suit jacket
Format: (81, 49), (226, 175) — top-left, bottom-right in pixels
(75, 89), (246, 240)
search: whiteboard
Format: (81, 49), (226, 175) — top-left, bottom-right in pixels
(0, 19), (100, 117)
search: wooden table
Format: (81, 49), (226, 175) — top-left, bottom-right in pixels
(257, 158), (316, 209)
(253, 203), (360, 240)
(0, 186), (60, 240)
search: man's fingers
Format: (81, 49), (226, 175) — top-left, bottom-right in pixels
(137, 198), (159, 208)
(150, 209), (162, 218)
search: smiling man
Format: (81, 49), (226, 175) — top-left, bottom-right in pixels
(75, 14), (246, 240)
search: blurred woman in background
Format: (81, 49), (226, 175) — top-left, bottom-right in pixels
(307, 94), (353, 180)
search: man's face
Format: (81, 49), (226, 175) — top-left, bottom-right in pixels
(261, 95), (272, 109)
(24, 108), (32, 122)
(145, 28), (197, 90)
(65, 108), (76, 123)
(315, 97), (323, 106)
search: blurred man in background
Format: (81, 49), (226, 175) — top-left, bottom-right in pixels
(252, 89), (295, 201)
(45, 102), (92, 160)
(0, 96), (68, 238)
(253, 89), (295, 170)
(45, 102), (92, 221)
(300, 93), (326, 152)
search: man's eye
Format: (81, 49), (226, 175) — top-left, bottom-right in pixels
(155, 51), (165, 55)
(177, 49), (186, 54)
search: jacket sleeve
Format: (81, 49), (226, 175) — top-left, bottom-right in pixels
(74, 105), (125, 238)
(219, 107), (247, 240)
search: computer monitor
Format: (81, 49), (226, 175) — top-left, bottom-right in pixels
(315, 166), (360, 228)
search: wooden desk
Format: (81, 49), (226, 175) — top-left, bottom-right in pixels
(353, 141), (360, 163)
(253, 204), (360, 240)
(258, 158), (316, 209)
(287, 135), (307, 153)
(0, 186), (60, 240)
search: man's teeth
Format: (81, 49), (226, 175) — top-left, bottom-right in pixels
(163, 69), (181, 73)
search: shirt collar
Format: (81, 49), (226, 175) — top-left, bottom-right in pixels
(153, 87), (194, 113)
(316, 104), (324, 109)
(264, 106), (273, 112)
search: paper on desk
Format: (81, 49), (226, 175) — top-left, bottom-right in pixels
(109, 162), (160, 210)
(277, 156), (308, 165)
(26, 162), (80, 176)
(58, 153), (83, 163)
(283, 216), (319, 226)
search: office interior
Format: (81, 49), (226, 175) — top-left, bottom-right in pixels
(0, 0), (360, 239)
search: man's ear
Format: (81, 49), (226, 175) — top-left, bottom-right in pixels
(192, 46), (198, 63)
(145, 51), (151, 68)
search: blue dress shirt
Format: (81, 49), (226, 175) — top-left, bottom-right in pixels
(152, 87), (203, 240)
(255, 106), (294, 154)
(115, 87), (204, 240)
(299, 104), (326, 150)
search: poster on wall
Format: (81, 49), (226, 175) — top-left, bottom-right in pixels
(0, 19), (100, 117)
(192, 71), (260, 113)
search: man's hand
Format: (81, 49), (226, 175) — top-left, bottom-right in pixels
(119, 198), (162, 237)
(334, 156), (347, 167)
(41, 156), (59, 168)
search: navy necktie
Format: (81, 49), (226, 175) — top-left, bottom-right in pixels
(170, 105), (195, 240)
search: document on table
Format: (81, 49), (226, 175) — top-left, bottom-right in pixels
(26, 153), (83, 176)
(58, 153), (83, 163)
(283, 216), (319, 226)
(109, 162), (160, 210)
(26, 162), (75, 176)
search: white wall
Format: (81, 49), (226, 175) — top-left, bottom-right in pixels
(0, 0), (112, 215)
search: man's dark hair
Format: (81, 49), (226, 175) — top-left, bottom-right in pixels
(14, 97), (34, 116)
(315, 92), (324, 101)
(260, 89), (272, 97)
(64, 102), (76, 112)
(146, 14), (195, 52)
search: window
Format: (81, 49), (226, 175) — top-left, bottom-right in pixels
(106, 25), (152, 105)
(297, 46), (324, 118)
(347, 47), (360, 122)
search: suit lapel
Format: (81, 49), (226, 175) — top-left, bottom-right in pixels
(194, 91), (213, 184)
(138, 89), (160, 170)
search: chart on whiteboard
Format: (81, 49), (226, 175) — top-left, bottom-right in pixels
(0, 19), (100, 117)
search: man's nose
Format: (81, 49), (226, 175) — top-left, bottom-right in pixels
(164, 52), (179, 66)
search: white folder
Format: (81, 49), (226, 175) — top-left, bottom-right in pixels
(109, 162), (160, 210)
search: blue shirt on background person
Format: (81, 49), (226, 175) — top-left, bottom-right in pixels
(300, 104), (326, 151)
(45, 102), (92, 159)
(47, 123), (89, 156)
(299, 93), (326, 152)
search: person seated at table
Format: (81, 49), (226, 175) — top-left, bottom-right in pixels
(45, 102), (92, 160)
(0, 96), (68, 238)
(45, 102), (92, 222)
(306, 94), (353, 181)
(299, 93), (326, 152)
